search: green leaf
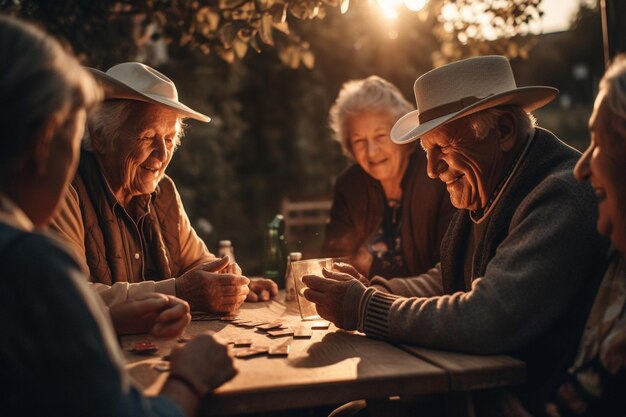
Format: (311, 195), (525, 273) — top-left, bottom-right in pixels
(249, 35), (261, 52)
(301, 49), (315, 68)
(272, 21), (289, 35)
(233, 38), (249, 58)
(216, 45), (236, 62)
(207, 8), (220, 31)
(259, 13), (274, 45)
(219, 23), (237, 48)
(271, 4), (287, 23)
(230, 2), (256, 20)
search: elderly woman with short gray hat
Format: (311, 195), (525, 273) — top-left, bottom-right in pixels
(304, 55), (609, 415)
(50, 62), (278, 335)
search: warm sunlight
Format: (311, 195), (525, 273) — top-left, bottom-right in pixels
(375, 0), (428, 19)
(404, 0), (427, 12)
(376, 0), (401, 19)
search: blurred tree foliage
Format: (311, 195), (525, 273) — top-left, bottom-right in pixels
(1, 0), (546, 68)
(2, 0), (602, 274)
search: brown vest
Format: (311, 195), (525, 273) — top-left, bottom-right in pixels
(73, 151), (183, 284)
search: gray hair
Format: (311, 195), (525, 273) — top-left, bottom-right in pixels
(0, 16), (100, 172)
(598, 54), (626, 141)
(329, 76), (414, 158)
(85, 100), (186, 153)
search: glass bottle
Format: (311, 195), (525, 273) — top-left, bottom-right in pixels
(263, 214), (287, 288)
(284, 252), (303, 301)
(218, 239), (236, 264)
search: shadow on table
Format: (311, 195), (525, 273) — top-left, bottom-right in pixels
(289, 331), (364, 369)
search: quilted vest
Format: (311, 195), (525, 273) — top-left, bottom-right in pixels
(73, 151), (182, 284)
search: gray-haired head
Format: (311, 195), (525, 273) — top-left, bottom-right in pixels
(329, 76), (414, 159)
(0, 15), (100, 173)
(599, 54), (626, 141)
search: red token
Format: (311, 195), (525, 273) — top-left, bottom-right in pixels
(130, 341), (159, 354)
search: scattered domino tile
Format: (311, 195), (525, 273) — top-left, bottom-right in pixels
(293, 326), (313, 338)
(235, 345), (269, 358)
(231, 338), (253, 347)
(257, 320), (284, 331)
(129, 341), (159, 355)
(309, 320), (331, 329)
(268, 345), (290, 356)
(245, 320), (270, 327)
(235, 321), (259, 328)
(267, 328), (294, 337)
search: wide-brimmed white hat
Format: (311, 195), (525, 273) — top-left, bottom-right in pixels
(86, 62), (211, 122)
(391, 55), (558, 144)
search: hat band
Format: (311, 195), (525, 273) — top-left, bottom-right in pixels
(418, 94), (492, 124)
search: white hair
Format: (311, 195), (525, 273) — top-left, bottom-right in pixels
(599, 54), (626, 141)
(329, 76), (414, 158)
(84, 100), (186, 153)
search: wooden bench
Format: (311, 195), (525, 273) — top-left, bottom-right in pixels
(280, 198), (332, 258)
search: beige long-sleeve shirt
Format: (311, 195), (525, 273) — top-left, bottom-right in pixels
(49, 177), (216, 306)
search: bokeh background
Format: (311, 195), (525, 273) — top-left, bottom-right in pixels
(3, 0), (623, 274)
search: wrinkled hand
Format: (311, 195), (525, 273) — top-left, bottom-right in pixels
(168, 331), (237, 394)
(302, 267), (363, 330)
(246, 278), (278, 302)
(176, 256), (250, 313)
(601, 326), (626, 374)
(333, 262), (370, 286)
(110, 293), (190, 338)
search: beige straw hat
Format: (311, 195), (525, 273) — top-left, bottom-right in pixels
(86, 62), (210, 123)
(391, 55), (558, 144)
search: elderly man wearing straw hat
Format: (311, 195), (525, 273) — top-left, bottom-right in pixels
(304, 55), (609, 413)
(50, 62), (277, 333)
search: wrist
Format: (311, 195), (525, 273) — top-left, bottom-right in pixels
(167, 372), (205, 399)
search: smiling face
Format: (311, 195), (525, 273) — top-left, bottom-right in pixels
(98, 103), (181, 206)
(420, 115), (513, 211)
(574, 90), (626, 253)
(348, 111), (412, 186)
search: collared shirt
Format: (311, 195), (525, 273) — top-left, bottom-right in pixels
(49, 154), (215, 305)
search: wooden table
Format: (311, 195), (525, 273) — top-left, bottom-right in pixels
(123, 293), (525, 416)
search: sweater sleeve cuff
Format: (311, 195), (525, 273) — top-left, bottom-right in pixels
(362, 290), (400, 340)
(343, 280), (369, 331)
(155, 278), (177, 296)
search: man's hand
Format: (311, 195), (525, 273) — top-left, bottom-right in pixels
(302, 267), (363, 330)
(109, 293), (190, 338)
(246, 278), (278, 302)
(176, 256), (250, 313)
(333, 262), (370, 286)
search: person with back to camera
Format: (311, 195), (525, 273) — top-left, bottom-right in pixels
(322, 76), (455, 279)
(304, 55), (610, 415)
(0, 15), (236, 417)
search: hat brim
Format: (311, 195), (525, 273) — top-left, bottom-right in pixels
(86, 67), (211, 123)
(391, 86), (558, 144)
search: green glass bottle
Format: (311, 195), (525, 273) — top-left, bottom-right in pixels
(263, 214), (287, 288)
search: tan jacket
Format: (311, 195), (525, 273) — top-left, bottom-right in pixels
(49, 151), (216, 305)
